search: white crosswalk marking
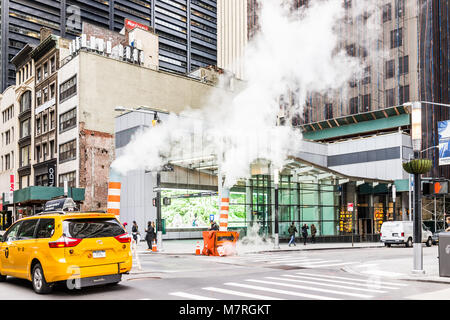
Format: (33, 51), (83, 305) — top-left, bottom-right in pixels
(224, 282), (341, 300)
(292, 262), (357, 268)
(294, 272), (408, 287)
(203, 287), (284, 300)
(245, 279), (373, 299)
(287, 259), (341, 266)
(265, 276), (386, 293)
(170, 292), (219, 300)
(282, 274), (400, 290)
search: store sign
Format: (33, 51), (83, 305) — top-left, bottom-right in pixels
(48, 164), (56, 187)
(9, 175), (14, 202)
(438, 120), (450, 165)
(125, 19), (149, 31)
(347, 203), (354, 212)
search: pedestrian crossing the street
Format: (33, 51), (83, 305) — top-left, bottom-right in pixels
(168, 271), (408, 300)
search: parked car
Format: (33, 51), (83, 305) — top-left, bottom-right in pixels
(432, 229), (445, 245)
(0, 198), (132, 294)
(380, 221), (433, 247)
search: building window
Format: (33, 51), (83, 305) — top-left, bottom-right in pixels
(324, 103), (333, 120)
(20, 91), (32, 113)
(50, 83), (56, 99)
(20, 145), (30, 167)
(385, 60), (395, 79)
(37, 67), (42, 82)
(399, 85), (410, 105)
(36, 90), (42, 106)
(43, 143), (48, 161)
(346, 44), (356, 57)
(5, 130), (11, 145)
(391, 28), (402, 48)
(399, 55), (409, 75)
(383, 3), (391, 22)
(35, 173), (49, 186)
(59, 139), (77, 163)
(5, 154), (11, 170)
(50, 56), (56, 73)
(36, 117), (41, 135)
(43, 62), (48, 79)
(385, 88), (395, 107)
(60, 75), (77, 102)
(2, 105), (14, 123)
(349, 97), (359, 114)
(59, 171), (76, 188)
(361, 94), (371, 112)
(50, 110), (55, 129)
(43, 114), (48, 132)
(361, 66), (371, 85)
(36, 145), (41, 161)
(20, 118), (30, 139)
(395, 0), (405, 18)
(59, 108), (77, 132)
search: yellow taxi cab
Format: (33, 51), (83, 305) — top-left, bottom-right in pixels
(0, 198), (132, 294)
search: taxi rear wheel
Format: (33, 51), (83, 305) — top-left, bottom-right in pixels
(0, 273), (6, 282)
(32, 263), (52, 294)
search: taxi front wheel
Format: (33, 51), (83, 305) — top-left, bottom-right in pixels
(32, 263), (53, 294)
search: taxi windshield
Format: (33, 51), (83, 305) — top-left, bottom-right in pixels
(63, 218), (125, 239)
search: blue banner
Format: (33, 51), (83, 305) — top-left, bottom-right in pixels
(438, 120), (450, 165)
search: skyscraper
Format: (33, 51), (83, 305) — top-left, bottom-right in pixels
(0, 0), (218, 91)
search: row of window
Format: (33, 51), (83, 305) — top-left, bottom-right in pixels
(36, 55), (57, 83)
(1, 152), (13, 171)
(36, 82), (56, 107)
(2, 129), (14, 147)
(2, 105), (14, 123)
(35, 110), (56, 136)
(382, 0), (405, 23)
(16, 61), (33, 86)
(24, 170), (76, 188)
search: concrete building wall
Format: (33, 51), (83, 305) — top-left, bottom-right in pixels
(0, 86), (17, 198)
(78, 50), (225, 134)
(327, 132), (411, 181)
(217, 0), (248, 80)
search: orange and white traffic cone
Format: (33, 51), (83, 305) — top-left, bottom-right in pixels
(152, 240), (157, 252)
(195, 241), (201, 255)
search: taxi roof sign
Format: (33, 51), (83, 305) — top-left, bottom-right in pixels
(43, 197), (78, 212)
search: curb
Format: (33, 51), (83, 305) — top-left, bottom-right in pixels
(135, 244), (384, 255)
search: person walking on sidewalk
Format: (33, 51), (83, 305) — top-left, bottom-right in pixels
(145, 221), (154, 250)
(151, 221), (157, 243)
(132, 221), (140, 243)
(301, 224), (309, 245)
(310, 224), (317, 243)
(288, 222), (297, 247)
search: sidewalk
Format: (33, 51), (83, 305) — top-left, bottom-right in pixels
(135, 238), (385, 255)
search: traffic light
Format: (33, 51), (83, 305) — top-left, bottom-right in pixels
(433, 181), (448, 194)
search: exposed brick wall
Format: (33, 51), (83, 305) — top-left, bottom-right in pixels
(78, 122), (115, 212)
(82, 22), (127, 48)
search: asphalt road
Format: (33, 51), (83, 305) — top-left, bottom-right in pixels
(0, 245), (449, 300)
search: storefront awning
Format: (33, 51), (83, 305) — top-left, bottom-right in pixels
(2, 186), (85, 206)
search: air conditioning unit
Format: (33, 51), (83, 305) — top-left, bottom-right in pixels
(118, 44), (124, 59)
(81, 34), (87, 48)
(97, 38), (104, 53)
(90, 36), (96, 50)
(139, 51), (145, 65)
(133, 48), (138, 62)
(125, 46), (131, 60)
(106, 41), (112, 54)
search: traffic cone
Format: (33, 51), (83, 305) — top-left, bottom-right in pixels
(195, 241), (201, 255)
(152, 240), (157, 252)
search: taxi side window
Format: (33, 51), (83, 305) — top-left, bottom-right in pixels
(3, 222), (22, 242)
(17, 219), (39, 240)
(36, 219), (55, 239)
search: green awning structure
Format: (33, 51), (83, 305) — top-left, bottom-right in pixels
(3, 186), (85, 205)
(300, 105), (411, 141)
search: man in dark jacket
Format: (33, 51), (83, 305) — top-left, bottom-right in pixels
(288, 222), (297, 247)
(301, 224), (309, 245)
(209, 220), (219, 231)
(145, 221), (154, 250)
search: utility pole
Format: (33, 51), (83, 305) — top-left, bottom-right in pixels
(412, 150), (424, 274)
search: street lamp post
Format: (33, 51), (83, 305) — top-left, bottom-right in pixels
(273, 169), (280, 249)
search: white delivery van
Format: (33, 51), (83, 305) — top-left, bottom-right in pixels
(380, 221), (433, 247)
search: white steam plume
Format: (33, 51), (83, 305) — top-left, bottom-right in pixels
(112, 0), (381, 188)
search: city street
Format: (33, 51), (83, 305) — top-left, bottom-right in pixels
(0, 244), (448, 300)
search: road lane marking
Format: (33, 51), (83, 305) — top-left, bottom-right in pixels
(267, 276), (386, 293)
(245, 279), (373, 299)
(293, 262), (358, 268)
(224, 282), (340, 300)
(268, 258), (321, 264)
(251, 255), (303, 262)
(203, 287), (284, 300)
(282, 274), (400, 290)
(287, 259), (341, 266)
(360, 270), (404, 278)
(294, 272), (408, 287)
(170, 292), (218, 300)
